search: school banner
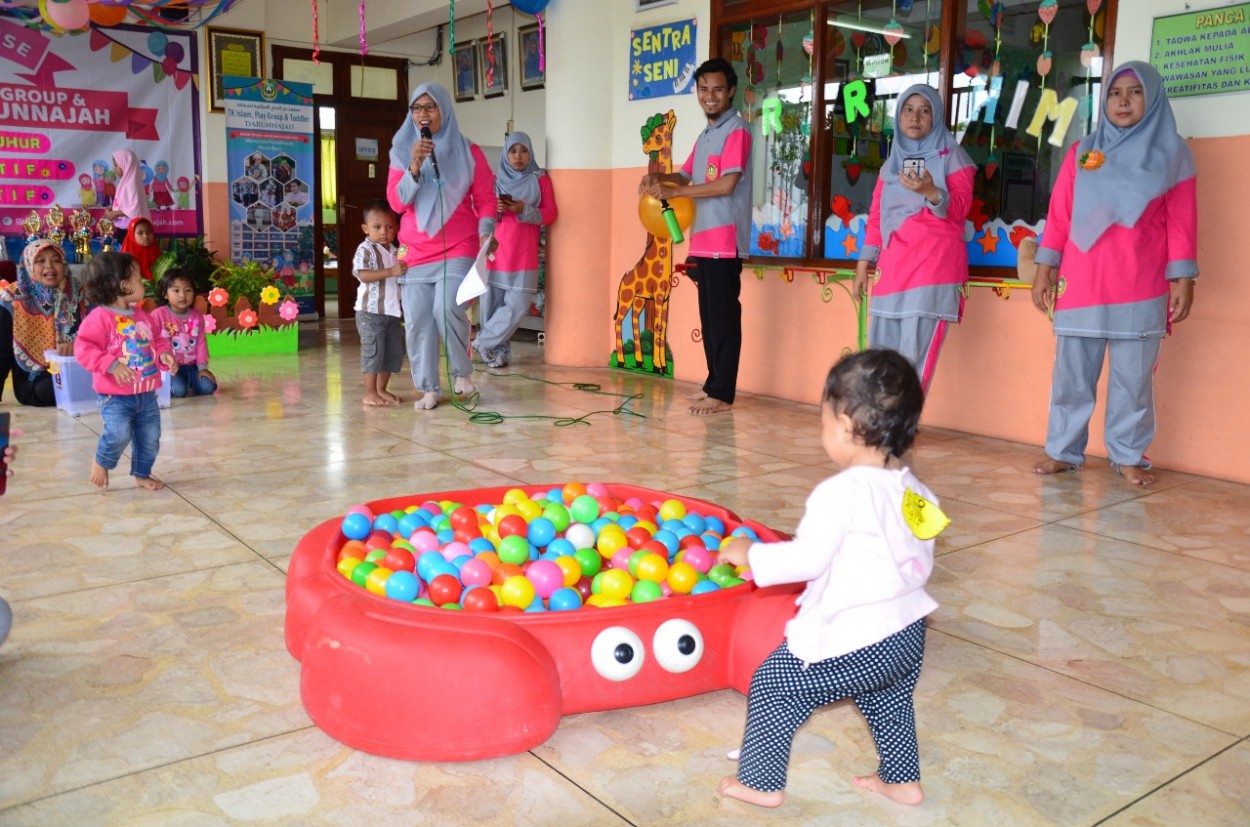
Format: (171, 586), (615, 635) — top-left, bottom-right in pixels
(0, 21), (201, 236)
(224, 76), (316, 314)
(629, 19), (697, 100)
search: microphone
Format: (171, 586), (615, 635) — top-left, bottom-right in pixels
(419, 126), (440, 180)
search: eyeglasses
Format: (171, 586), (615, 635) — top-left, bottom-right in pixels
(410, 103), (439, 114)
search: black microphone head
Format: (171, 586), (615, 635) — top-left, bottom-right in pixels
(419, 126), (433, 140)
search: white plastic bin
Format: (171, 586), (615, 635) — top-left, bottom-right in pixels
(44, 351), (171, 415)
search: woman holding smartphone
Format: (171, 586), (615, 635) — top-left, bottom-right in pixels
(853, 84), (975, 393)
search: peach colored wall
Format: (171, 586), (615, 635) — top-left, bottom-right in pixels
(546, 135), (1250, 484)
(201, 182), (230, 259)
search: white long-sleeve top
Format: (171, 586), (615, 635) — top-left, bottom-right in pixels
(747, 465), (940, 663)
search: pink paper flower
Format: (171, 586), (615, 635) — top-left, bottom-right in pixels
(203, 314), (217, 334)
(278, 299), (300, 321)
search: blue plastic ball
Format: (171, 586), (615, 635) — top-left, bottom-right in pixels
(373, 513), (399, 535)
(691, 579), (721, 595)
(436, 528), (456, 544)
(547, 487), (564, 503)
(652, 529), (680, 556)
(385, 570), (420, 602)
(682, 513), (707, 534)
(527, 516), (557, 548)
(546, 538), (575, 557)
(548, 587), (583, 611)
(617, 515), (638, 531)
(732, 526), (759, 540)
(416, 551), (445, 582)
(468, 537), (497, 554)
(341, 512), (372, 541)
(398, 512), (426, 538)
(704, 516), (726, 535)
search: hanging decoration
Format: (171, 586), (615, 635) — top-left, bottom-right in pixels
(359, 0), (368, 56)
(311, 0), (321, 64)
(484, 0), (496, 91)
(511, 0), (548, 72)
(983, 2), (1004, 179)
(1081, 0), (1104, 127)
(1036, 0), (1056, 81)
(449, 0), (456, 56)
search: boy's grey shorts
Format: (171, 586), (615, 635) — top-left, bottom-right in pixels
(355, 310), (405, 374)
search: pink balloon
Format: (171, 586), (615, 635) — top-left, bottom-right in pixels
(42, 0), (90, 31)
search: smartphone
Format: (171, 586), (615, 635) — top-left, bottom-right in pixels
(0, 412), (9, 496)
(903, 157), (926, 179)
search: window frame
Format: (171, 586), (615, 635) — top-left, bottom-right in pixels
(711, 0), (1119, 274)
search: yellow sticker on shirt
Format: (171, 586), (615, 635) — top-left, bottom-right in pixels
(902, 488), (950, 540)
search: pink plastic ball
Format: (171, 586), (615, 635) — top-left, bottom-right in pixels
(439, 540), (472, 562)
(411, 529), (441, 553)
(459, 557), (493, 588)
(680, 545), (713, 574)
(525, 559), (564, 599)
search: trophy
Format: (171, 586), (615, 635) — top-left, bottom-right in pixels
(44, 204), (66, 247)
(22, 210), (41, 241)
(96, 216), (115, 251)
(70, 207), (93, 260)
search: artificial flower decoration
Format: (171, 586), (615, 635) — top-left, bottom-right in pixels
(203, 314), (217, 334)
(260, 285), (280, 305)
(238, 309), (259, 330)
(278, 299), (300, 321)
(1078, 150), (1105, 170)
(208, 287), (229, 307)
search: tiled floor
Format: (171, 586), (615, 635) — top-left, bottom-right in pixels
(2, 321), (1248, 826)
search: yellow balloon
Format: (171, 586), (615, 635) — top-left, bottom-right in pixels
(638, 189), (695, 240)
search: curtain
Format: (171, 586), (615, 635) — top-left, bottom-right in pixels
(320, 133), (337, 210)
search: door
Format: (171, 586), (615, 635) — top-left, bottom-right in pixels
(331, 105), (403, 319)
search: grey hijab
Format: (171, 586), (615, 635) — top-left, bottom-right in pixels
(389, 82), (476, 235)
(879, 84), (974, 246)
(1070, 61), (1195, 252)
(496, 132), (542, 207)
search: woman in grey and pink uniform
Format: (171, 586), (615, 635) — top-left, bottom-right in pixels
(1031, 61), (1198, 487)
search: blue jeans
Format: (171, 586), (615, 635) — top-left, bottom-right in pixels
(170, 364), (218, 397)
(96, 392), (162, 478)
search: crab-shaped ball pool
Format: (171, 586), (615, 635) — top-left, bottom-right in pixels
(285, 484), (801, 761)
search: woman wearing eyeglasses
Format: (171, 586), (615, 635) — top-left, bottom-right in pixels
(387, 82), (497, 411)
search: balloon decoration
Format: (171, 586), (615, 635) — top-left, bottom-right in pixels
(511, 0), (550, 14)
(511, 0), (549, 73)
(88, 2), (128, 28)
(638, 190), (694, 242)
(40, 0), (90, 32)
(15, 0), (245, 32)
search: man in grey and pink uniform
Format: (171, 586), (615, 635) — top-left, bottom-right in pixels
(640, 57), (753, 415)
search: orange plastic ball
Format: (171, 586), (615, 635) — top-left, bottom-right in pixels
(666, 561), (700, 594)
(554, 555), (582, 587)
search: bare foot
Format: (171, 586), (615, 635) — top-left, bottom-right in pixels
(363, 393), (396, 407)
(690, 398), (732, 415)
(414, 392), (439, 411)
(90, 460), (109, 489)
(718, 776), (784, 808)
(454, 376), (475, 396)
(1033, 458), (1077, 475)
(380, 390), (402, 404)
(852, 774), (924, 805)
(134, 475), (166, 491)
(688, 390), (708, 401)
(1116, 464), (1155, 486)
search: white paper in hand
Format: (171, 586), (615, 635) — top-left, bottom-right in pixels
(456, 235), (491, 305)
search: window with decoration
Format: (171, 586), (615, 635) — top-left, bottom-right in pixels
(714, 0), (1116, 271)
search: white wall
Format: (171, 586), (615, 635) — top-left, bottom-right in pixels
(1112, 0), (1250, 139)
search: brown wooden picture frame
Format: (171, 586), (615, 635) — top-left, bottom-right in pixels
(207, 26), (266, 112)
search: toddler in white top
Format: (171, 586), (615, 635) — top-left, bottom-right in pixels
(719, 348), (945, 809)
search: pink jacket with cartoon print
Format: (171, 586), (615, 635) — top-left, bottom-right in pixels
(73, 305), (172, 395)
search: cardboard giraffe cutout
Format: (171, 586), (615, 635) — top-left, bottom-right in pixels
(613, 111), (676, 376)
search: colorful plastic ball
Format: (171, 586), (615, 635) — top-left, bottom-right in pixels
(364, 566), (393, 595)
(337, 540), (367, 563)
(453, 525), (483, 543)
(502, 488), (529, 505)
(349, 561), (378, 587)
(461, 585), (500, 612)
(658, 498), (688, 522)
(336, 557), (361, 579)
(570, 494), (601, 524)
(651, 530), (680, 557)
(439, 540), (472, 562)
(682, 513), (708, 534)
(598, 569), (635, 601)
(497, 513), (529, 539)
(468, 537), (497, 555)
(680, 545), (713, 574)
(631, 579), (664, 603)
(546, 538), (575, 557)
(635, 552), (670, 583)
(459, 557), (493, 588)
(554, 555), (582, 587)
(732, 525), (759, 540)
(586, 594), (628, 608)
(382, 547), (416, 573)
(493, 562), (524, 586)
(704, 516), (726, 535)
(597, 524), (629, 558)
(627, 549), (650, 577)
(341, 512), (372, 541)
(565, 523), (597, 551)
(516, 499), (543, 521)
(411, 529), (440, 553)
(527, 517), (557, 548)
(589, 517), (614, 536)
(497, 534), (530, 566)
(573, 547), (602, 578)
(384, 570), (420, 602)
(542, 503), (571, 532)
(500, 575), (537, 609)
(611, 547), (635, 573)
(364, 549), (387, 564)
(700, 532), (724, 550)
(526, 559), (564, 599)
(625, 525), (654, 550)
(373, 513), (399, 535)
(427, 573), (463, 606)
(435, 528), (455, 545)
(691, 579), (721, 595)
(666, 561), (701, 594)
(450, 505), (480, 532)
(707, 563), (738, 586)
(412, 598), (437, 608)
(441, 603), (464, 611)
(546, 487), (565, 504)
(548, 587), (583, 611)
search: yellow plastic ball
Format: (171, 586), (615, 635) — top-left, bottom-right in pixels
(635, 552), (670, 584)
(500, 574), (536, 609)
(502, 488), (529, 505)
(598, 569), (635, 601)
(666, 561), (700, 594)
(658, 499), (687, 523)
(364, 566), (394, 595)
(337, 557), (361, 579)
(555, 555), (582, 587)
(515, 499), (543, 521)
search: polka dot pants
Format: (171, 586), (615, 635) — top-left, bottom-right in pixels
(736, 619), (927, 792)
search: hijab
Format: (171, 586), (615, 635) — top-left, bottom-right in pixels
(496, 132), (543, 207)
(112, 149), (151, 223)
(121, 218), (160, 281)
(0, 239), (84, 373)
(1070, 61), (1195, 252)
(388, 82), (476, 235)
(879, 84), (974, 246)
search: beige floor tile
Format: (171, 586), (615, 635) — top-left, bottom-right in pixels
(1102, 741), (1250, 826)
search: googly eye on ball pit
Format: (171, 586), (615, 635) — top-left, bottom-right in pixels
(285, 483), (803, 762)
